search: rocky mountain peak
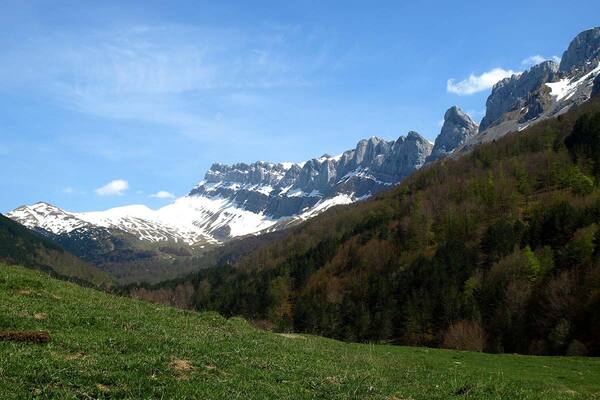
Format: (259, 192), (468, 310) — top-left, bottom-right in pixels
(559, 27), (600, 74)
(457, 29), (600, 153)
(428, 106), (478, 162)
(480, 60), (559, 132)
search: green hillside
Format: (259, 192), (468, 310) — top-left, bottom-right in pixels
(132, 97), (600, 356)
(0, 214), (112, 287)
(1, 264), (599, 399)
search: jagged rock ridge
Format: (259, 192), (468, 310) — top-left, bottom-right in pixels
(190, 131), (432, 222)
(462, 27), (600, 149)
(9, 132), (432, 243)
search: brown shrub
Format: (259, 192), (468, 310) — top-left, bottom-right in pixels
(250, 319), (274, 331)
(442, 320), (486, 352)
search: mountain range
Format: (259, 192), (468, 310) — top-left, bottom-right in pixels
(6, 27), (600, 283)
(8, 131), (434, 243)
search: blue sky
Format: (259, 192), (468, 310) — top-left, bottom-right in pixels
(1, 0), (599, 212)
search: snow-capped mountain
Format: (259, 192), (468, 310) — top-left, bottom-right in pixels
(9, 202), (212, 244)
(8, 131), (432, 245)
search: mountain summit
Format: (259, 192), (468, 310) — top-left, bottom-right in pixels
(428, 106), (478, 162)
(559, 27), (600, 74)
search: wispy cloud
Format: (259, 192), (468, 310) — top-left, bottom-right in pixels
(95, 179), (129, 196)
(447, 68), (517, 95)
(521, 54), (561, 67)
(150, 190), (175, 199)
(0, 25), (333, 141)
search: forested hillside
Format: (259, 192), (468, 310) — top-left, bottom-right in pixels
(130, 97), (600, 356)
(0, 214), (112, 287)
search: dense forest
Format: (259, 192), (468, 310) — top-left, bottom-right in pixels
(128, 97), (600, 356)
(0, 214), (112, 287)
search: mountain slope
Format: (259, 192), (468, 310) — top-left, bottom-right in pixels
(0, 214), (112, 287)
(135, 96), (600, 356)
(1, 264), (599, 399)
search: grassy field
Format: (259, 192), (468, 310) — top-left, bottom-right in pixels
(0, 264), (599, 399)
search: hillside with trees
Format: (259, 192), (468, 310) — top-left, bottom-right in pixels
(0, 214), (112, 287)
(129, 97), (600, 356)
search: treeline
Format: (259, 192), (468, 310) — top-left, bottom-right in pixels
(130, 98), (600, 356)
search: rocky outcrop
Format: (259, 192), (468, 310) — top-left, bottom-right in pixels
(204, 161), (288, 186)
(479, 61), (559, 131)
(428, 106), (478, 161)
(559, 27), (600, 74)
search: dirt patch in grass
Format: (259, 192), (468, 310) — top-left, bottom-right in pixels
(325, 376), (342, 385)
(169, 358), (195, 380)
(96, 384), (110, 393)
(0, 330), (51, 343)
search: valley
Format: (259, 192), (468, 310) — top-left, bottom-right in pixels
(2, 14), (600, 399)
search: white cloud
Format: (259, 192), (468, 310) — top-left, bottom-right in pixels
(521, 55), (546, 66)
(63, 187), (74, 194)
(95, 179), (129, 196)
(447, 68), (517, 95)
(521, 54), (561, 67)
(150, 190), (175, 199)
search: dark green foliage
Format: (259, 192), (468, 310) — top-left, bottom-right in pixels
(131, 99), (600, 356)
(565, 112), (600, 177)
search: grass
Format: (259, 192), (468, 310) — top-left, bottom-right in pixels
(0, 264), (599, 399)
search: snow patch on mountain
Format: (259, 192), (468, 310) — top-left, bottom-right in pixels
(546, 63), (600, 101)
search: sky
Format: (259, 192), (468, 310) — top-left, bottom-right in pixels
(1, 0), (600, 212)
